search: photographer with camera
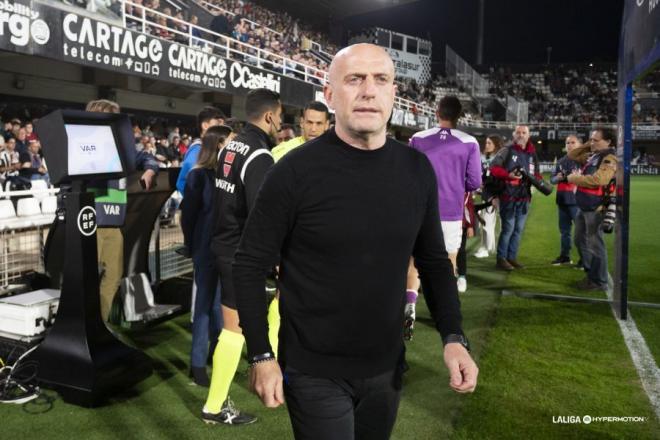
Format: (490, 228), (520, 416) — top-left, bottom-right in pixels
(490, 125), (542, 271)
(566, 128), (618, 292)
(549, 135), (582, 266)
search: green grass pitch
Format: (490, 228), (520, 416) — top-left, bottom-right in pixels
(1, 177), (658, 439)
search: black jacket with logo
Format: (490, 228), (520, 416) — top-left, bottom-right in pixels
(211, 123), (274, 261)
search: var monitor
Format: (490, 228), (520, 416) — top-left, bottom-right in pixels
(65, 124), (123, 176)
(35, 110), (136, 184)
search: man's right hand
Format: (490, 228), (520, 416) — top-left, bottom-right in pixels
(249, 360), (285, 408)
(508, 171), (522, 180)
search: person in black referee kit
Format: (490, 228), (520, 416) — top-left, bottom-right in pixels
(233, 43), (479, 440)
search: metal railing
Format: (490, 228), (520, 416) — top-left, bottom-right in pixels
(196, 0), (335, 60)
(445, 45), (529, 123)
(0, 227), (47, 291)
(445, 45), (490, 97)
(148, 212), (192, 281)
(120, 1), (436, 118)
(1, 189), (191, 293)
(456, 119), (659, 132)
(122, 0), (329, 85)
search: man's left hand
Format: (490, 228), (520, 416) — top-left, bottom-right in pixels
(444, 343), (478, 393)
(140, 169), (156, 190)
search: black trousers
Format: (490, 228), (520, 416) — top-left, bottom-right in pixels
(283, 365), (403, 440)
(457, 227), (468, 277)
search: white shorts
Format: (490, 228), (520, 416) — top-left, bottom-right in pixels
(441, 221), (463, 254)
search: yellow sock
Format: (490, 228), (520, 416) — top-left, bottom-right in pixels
(267, 297), (280, 358)
(204, 329), (244, 414)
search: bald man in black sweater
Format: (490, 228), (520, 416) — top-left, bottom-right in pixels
(233, 43), (478, 440)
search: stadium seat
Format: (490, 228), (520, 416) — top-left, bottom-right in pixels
(0, 199), (17, 221)
(40, 195), (58, 224)
(16, 198), (41, 217)
(14, 197), (50, 228)
(30, 180), (49, 202)
(41, 196), (57, 215)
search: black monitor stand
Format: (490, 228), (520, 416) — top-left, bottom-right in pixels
(29, 182), (151, 407)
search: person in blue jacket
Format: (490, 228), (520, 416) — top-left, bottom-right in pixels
(176, 106), (226, 196)
(181, 124), (234, 386)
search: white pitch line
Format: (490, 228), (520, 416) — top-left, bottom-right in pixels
(607, 285), (660, 420)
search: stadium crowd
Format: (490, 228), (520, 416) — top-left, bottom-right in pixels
(57, 1), (660, 125)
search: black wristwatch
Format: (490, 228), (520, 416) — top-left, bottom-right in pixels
(248, 351), (276, 366)
(442, 334), (471, 352)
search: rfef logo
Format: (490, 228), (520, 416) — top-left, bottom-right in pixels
(77, 206), (97, 236)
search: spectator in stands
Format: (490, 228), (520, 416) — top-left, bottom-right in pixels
(124, 0), (144, 29)
(178, 134), (191, 157)
(210, 10), (231, 37)
(153, 15), (173, 41)
(109, 0), (122, 16)
(19, 139), (49, 183)
(144, 0), (160, 22)
(162, 138), (181, 166)
(154, 139), (170, 166)
(15, 127), (28, 154)
(167, 127), (180, 144)
(176, 106), (226, 196)
(181, 124), (233, 387)
(276, 124), (296, 144)
(142, 124), (154, 138)
(162, 7), (175, 30)
(2, 121), (13, 141)
(136, 135), (149, 152)
(10, 119), (21, 137)
(190, 15), (203, 46)
(169, 136), (181, 161)
(132, 124), (142, 143)
(549, 135), (582, 266)
(25, 121), (38, 142)
(490, 125), (541, 271)
(0, 137), (20, 187)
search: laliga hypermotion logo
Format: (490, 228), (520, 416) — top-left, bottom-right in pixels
(0, 0), (50, 47)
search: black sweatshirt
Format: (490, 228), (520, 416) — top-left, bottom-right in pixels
(233, 128), (463, 378)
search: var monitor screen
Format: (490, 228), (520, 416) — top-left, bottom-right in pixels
(65, 124), (123, 176)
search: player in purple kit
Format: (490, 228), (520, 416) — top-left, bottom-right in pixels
(404, 96), (482, 338)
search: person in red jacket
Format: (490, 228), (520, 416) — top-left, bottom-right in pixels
(490, 125), (542, 271)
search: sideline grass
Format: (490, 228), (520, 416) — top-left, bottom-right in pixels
(454, 176), (660, 439)
(0, 257), (501, 439)
(504, 176), (660, 365)
(1, 178), (657, 438)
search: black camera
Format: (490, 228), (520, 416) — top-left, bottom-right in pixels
(516, 167), (553, 196)
(601, 195), (616, 234)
